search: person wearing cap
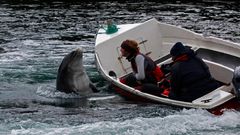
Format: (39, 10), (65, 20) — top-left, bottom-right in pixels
(168, 42), (220, 102)
(120, 39), (165, 95)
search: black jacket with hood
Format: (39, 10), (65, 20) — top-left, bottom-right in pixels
(169, 43), (220, 102)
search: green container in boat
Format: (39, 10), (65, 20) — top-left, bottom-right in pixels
(105, 20), (118, 34)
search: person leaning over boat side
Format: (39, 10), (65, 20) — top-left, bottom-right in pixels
(168, 42), (221, 102)
(119, 39), (165, 95)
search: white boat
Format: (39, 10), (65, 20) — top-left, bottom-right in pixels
(94, 18), (240, 115)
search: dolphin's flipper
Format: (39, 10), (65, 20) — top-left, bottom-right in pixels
(89, 83), (100, 93)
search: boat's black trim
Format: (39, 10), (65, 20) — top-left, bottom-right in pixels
(155, 54), (172, 64)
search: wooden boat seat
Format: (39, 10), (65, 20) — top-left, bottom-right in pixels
(204, 59), (233, 85)
(192, 85), (235, 107)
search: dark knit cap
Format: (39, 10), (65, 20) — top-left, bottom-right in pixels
(121, 39), (139, 54)
(170, 42), (188, 57)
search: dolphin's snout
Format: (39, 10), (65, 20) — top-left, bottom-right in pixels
(76, 48), (82, 52)
(73, 48), (83, 57)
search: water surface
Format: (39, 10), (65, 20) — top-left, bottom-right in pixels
(0, 0), (240, 134)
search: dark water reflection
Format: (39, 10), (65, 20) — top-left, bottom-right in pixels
(0, 0), (239, 134)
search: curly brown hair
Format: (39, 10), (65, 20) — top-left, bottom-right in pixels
(120, 39), (139, 54)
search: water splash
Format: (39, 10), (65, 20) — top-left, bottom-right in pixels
(36, 85), (81, 99)
(7, 109), (240, 135)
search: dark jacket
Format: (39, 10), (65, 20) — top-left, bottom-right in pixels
(169, 50), (220, 102)
(130, 53), (163, 84)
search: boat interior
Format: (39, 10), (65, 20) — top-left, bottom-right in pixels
(95, 19), (240, 109)
(115, 46), (237, 106)
(118, 47), (236, 87)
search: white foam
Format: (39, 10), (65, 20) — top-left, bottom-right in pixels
(36, 85), (80, 99)
(0, 51), (29, 62)
(8, 109), (240, 135)
(87, 95), (116, 101)
(22, 40), (40, 47)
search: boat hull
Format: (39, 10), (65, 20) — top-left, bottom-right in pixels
(112, 83), (240, 115)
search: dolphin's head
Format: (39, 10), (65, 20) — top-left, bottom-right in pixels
(56, 48), (85, 93)
(57, 48), (84, 77)
(56, 48), (99, 94)
(65, 48), (84, 72)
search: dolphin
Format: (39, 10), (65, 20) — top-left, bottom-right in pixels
(56, 48), (99, 95)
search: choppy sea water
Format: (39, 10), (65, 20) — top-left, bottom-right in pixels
(0, 0), (240, 134)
